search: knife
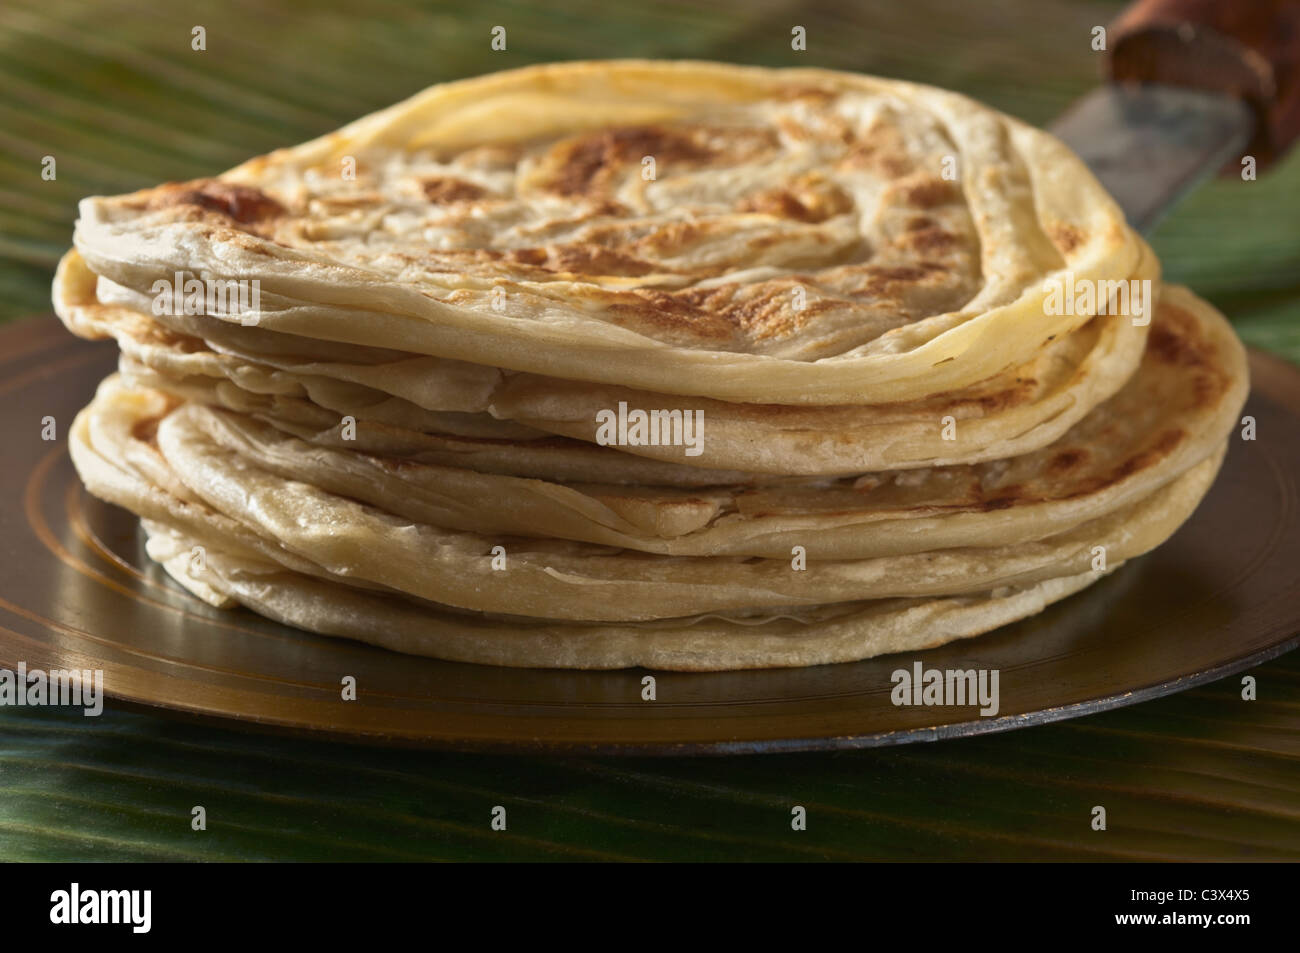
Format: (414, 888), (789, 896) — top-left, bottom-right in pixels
(1050, 0), (1300, 233)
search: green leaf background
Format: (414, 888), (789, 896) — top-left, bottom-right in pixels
(0, 0), (1297, 860)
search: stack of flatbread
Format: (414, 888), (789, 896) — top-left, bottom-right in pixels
(55, 61), (1248, 670)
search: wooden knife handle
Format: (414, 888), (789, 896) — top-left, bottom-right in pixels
(1109, 0), (1300, 168)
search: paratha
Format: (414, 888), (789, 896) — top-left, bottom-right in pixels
(55, 243), (1159, 475)
(54, 61), (1249, 670)
(65, 286), (1245, 561)
(71, 60), (1143, 405)
(142, 520), (1116, 671)
(70, 388), (1156, 669)
(69, 370), (1226, 622)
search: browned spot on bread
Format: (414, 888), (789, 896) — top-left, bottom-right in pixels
(899, 226), (959, 253)
(422, 247), (553, 280)
(1036, 429), (1188, 503)
(146, 179), (284, 225)
(898, 176), (956, 209)
(838, 117), (916, 179)
(505, 247), (548, 267)
(630, 220), (715, 258)
(838, 263), (951, 301)
(1048, 222), (1084, 255)
(1147, 307), (1213, 368)
(712, 291), (806, 341)
(1146, 306), (1231, 409)
(1047, 448), (1089, 475)
(874, 154), (914, 178)
(872, 265), (937, 283)
(971, 378), (1036, 413)
(737, 188), (821, 222)
(605, 288), (740, 345)
(601, 278), (835, 346)
(420, 177), (489, 203)
(1110, 429), (1185, 483)
(542, 125), (721, 196)
(546, 244), (658, 277)
(694, 281), (839, 341)
(455, 242), (663, 280)
(585, 198), (631, 218)
(736, 174), (853, 223)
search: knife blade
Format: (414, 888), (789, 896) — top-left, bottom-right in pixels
(1050, 84), (1252, 234)
(1047, 0), (1300, 234)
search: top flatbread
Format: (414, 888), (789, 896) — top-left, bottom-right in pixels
(71, 60), (1142, 404)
